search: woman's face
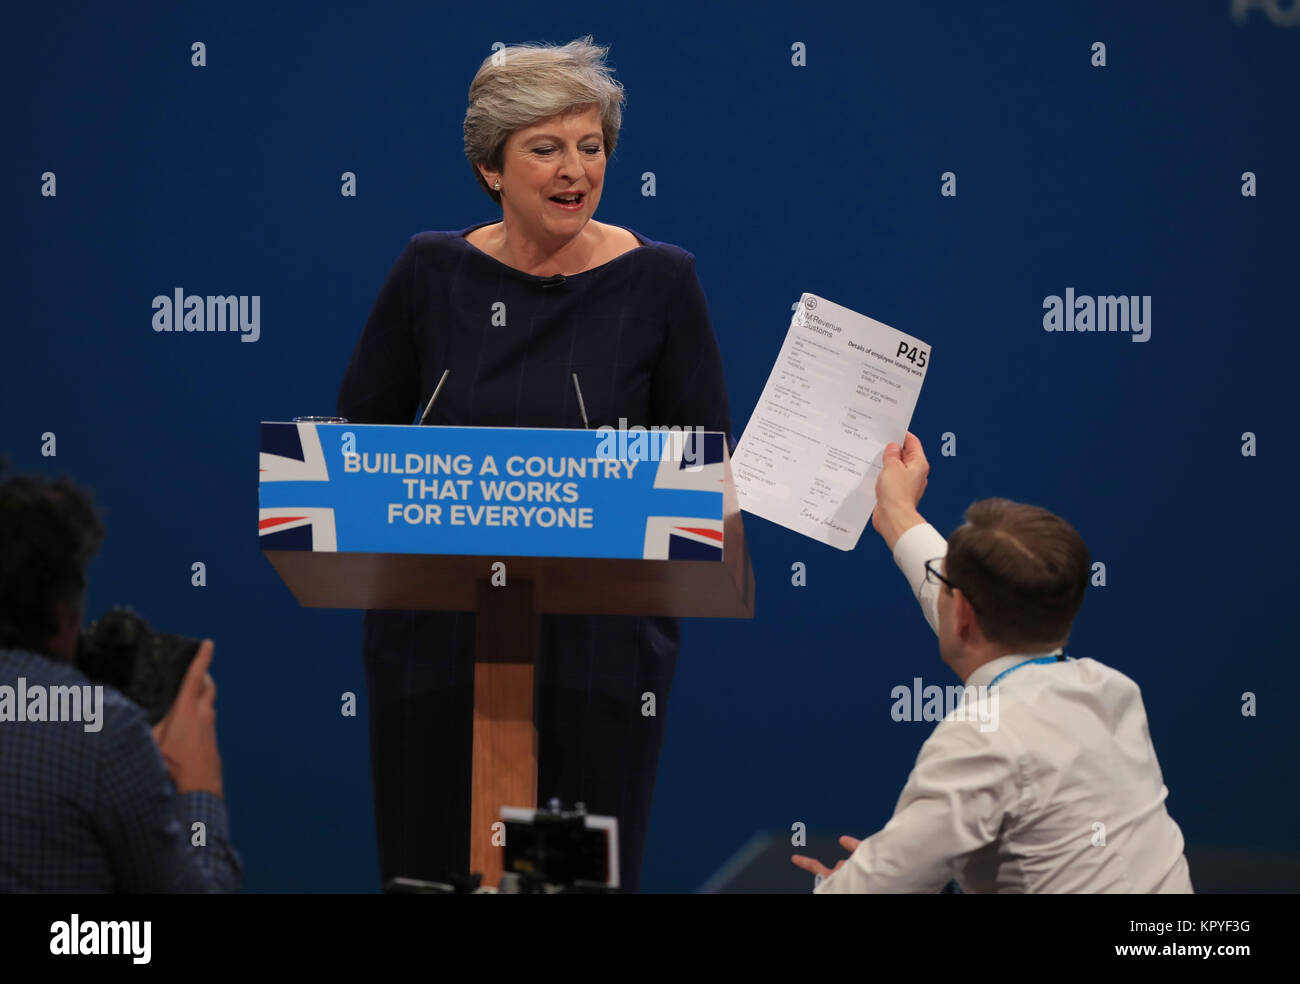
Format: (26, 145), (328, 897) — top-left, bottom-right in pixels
(489, 104), (606, 241)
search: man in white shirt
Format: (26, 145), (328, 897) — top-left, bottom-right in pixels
(794, 433), (1192, 893)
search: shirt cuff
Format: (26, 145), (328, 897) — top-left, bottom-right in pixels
(893, 522), (948, 600)
(176, 790), (231, 839)
(811, 844), (876, 894)
(814, 868), (841, 894)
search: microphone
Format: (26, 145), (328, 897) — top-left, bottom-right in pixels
(418, 369), (450, 425)
(571, 374), (590, 429)
(539, 274), (567, 289)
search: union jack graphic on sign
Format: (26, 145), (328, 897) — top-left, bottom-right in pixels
(643, 430), (727, 560)
(260, 422), (336, 550)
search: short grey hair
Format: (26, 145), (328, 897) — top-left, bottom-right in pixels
(464, 36), (625, 205)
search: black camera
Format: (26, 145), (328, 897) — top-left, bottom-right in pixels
(500, 801), (618, 893)
(380, 801), (619, 894)
(76, 607), (201, 724)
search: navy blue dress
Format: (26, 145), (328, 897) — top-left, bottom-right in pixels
(336, 222), (734, 892)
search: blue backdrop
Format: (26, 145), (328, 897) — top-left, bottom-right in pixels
(4, 0), (1296, 891)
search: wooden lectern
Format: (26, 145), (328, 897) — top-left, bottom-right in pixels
(260, 422), (754, 888)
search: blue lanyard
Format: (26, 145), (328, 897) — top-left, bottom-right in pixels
(987, 653), (1070, 688)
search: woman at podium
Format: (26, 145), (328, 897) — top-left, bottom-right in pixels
(336, 36), (733, 893)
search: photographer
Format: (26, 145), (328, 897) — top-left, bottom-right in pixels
(0, 467), (241, 892)
(793, 434), (1192, 893)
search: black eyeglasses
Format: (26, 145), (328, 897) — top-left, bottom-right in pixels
(924, 557), (978, 612)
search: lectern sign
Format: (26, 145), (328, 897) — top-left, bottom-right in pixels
(258, 421), (726, 560)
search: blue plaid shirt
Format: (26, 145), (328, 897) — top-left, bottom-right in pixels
(0, 648), (241, 892)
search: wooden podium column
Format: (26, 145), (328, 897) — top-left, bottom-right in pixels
(469, 577), (538, 888)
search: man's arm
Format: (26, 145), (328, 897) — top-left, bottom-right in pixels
(814, 720), (1018, 893)
(892, 522), (947, 636)
(871, 432), (929, 551)
(873, 433), (945, 634)
(97, 640), (240, 892)
(95, 703), (241, 892)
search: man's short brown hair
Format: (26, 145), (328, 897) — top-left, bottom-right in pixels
(944, 498), (1090, 650)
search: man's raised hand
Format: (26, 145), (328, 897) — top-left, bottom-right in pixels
(872, 431), (929, 550)
(151, 639), (224, 797)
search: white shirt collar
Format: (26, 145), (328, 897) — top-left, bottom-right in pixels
(965, 648), (1064, 689)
